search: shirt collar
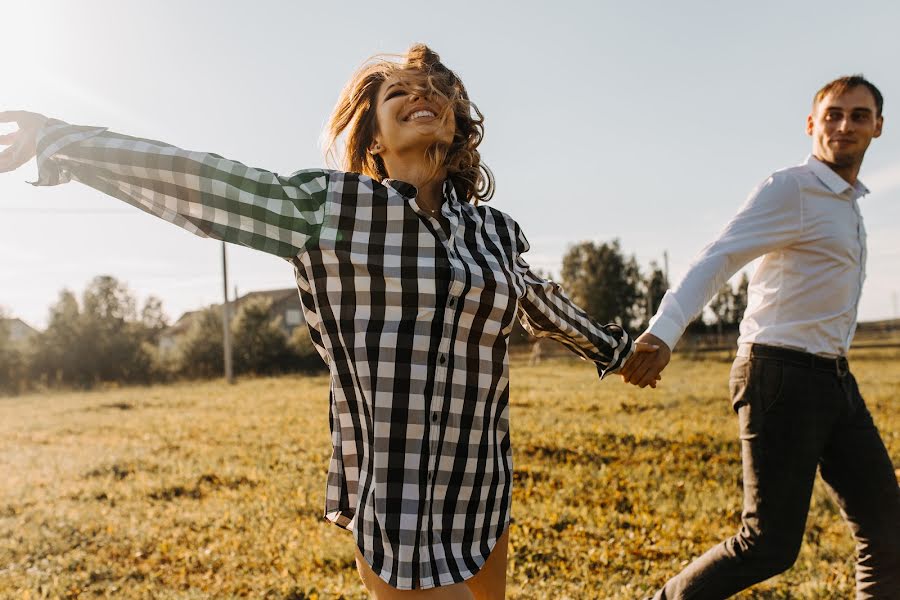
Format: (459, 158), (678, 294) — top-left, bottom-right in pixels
(381, 178), (462, 206)
(805, 155), (870, 198)
(382, 178), (418, 198)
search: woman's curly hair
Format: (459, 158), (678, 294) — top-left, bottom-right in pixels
(325, 44), (494, 204)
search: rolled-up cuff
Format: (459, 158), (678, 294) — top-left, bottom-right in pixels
(596, 325), (634, 380)
(30, 118), (107, 186)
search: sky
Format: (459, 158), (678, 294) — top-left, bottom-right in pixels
(2, 0), (898, 329)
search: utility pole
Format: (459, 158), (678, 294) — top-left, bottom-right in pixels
(663, 250), (670, 288)
(222, 242), (234, 384)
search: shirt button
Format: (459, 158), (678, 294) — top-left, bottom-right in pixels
(439, 355), (446, 365)
(432, 412), (438, 422)
(428, 471), (433, 481)
(448, 297), (456, 308)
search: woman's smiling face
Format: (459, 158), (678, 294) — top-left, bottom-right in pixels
(371, 71), (456, 161)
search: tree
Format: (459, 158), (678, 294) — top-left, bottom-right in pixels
(708, 283), (735, 334)
(30, 277), (169, 387)
(231, 297), (293, 375)
(634, 262), (667, 331)
(706, 271), (751, 331)
(560, 240), (641, 326)
(177, 307), (225, 379)
(30, 290), (86, 386)
(140, 296), (170, 345)
(0, 309), (25, 394)
(80, 276), (154, 383)
(733, 271), (750, 325)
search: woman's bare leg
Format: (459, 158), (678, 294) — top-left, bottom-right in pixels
(464, 527), (509, 600)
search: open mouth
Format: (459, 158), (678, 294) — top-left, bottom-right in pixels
(405, 109), (437, 122)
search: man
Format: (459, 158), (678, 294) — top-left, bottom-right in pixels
(621, 76), (900, 599)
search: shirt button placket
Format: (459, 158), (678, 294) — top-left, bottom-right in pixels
(428, 247), (463, 489)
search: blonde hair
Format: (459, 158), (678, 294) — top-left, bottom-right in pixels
(325, 44), (494, 204)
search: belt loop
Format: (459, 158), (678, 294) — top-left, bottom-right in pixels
(836, 357), (849, 378)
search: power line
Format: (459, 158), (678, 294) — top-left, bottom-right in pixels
(0, 207), (135, 214)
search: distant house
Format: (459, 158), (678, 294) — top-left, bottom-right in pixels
(233, 288), (306, 335)
(158, 309), (204, 354)
(1, 318), (39, 343)
(158, 288), (305, 354)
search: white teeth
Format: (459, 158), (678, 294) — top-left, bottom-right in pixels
(408, 110), (436, 121)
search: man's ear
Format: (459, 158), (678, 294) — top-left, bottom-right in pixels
(873, 115), (884, 139)
(806, 113), (814, 136)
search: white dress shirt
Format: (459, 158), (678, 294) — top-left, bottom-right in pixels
(648, 156), (869, 357)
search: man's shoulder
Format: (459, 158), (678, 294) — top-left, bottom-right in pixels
(768, 162), (808, 186)
(748, 162), (809, 200)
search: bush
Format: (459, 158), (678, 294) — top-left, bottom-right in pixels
(177, 307), (225, 379)
(231, 297), (294, 375)
(28, 278), (167, 388)
(288, 326), (327, 373)
(0, 313), (27, 395)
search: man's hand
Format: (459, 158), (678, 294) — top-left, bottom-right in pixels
(619, 339), (662, 388)
(0, 111), (49, 173)
(620, 332), (671, 388)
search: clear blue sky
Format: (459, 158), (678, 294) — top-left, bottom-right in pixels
(2, 0), (898, 328)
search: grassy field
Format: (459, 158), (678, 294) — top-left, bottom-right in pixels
(1, 351), (898, 599)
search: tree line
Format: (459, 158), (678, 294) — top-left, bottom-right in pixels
(557, 239), (748, 335)
(0, 275), (323, 394)
(1, 241), (750, 394)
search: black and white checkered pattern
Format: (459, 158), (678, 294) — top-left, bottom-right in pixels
(35, 121), (634, 590)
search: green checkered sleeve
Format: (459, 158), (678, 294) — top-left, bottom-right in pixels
(32, 119), (329, 258)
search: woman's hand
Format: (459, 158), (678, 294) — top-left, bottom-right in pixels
(619, 339), (663, 388)
(0, 110), (49, 173)
(621, 332), (671, 388)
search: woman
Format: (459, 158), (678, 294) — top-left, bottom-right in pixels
(0, 45), (656, 599)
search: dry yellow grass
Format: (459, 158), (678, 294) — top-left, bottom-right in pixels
(1, 350), (897, 599)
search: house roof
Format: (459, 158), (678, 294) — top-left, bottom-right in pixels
(161, 288), (300, 338)
(235, 288), (298, 307)
(0, 317), (39, 339)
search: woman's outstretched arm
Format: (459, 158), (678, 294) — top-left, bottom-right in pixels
(0, 111), (329, 259)
(511, 221), (652, 380)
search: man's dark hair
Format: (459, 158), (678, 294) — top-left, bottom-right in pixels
(814, 75), (884, 117)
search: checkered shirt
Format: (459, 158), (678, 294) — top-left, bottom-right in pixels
(33, 119), (634, 590)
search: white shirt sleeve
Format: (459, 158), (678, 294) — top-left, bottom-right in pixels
(647, 171), (803, 349)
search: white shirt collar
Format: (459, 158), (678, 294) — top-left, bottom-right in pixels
(805, 155), (870, 198)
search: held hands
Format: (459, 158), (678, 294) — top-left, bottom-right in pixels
(620, 339), (663, 388)
(0, 111), (48, 173)
(620, 332), (672, 389)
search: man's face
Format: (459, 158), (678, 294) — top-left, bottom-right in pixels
(807, 86), (883, 168)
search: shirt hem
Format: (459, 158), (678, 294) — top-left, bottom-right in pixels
(351, 518), (512, 591)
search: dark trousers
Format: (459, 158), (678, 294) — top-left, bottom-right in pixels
(649, 344), (900, 599)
